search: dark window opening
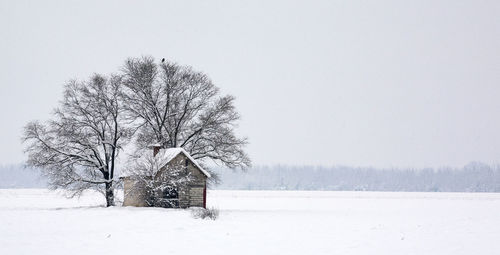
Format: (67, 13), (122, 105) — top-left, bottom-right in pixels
(161, 186), (179, 208)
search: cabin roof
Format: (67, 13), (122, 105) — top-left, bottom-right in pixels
(120, 147), (211, 178)
(158, 148), (211, 177)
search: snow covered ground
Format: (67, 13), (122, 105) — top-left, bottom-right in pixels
(1, 189), (500, 255)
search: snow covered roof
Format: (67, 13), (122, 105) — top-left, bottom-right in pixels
(158, 148), (211, 178)
(121, 147), (210, 178)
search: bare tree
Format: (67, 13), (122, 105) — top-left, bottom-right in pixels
(121, 56), (251, 173)
(23, 74), (129, 206)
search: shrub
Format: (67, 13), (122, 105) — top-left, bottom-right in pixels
(191, 207), (219, 220)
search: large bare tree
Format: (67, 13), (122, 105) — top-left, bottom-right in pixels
(23, 74), (129, 206)
(121, 57), (251, 173)
(23, 56), (249, 206)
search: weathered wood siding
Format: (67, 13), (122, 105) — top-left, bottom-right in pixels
(161, 153), (207, 208)
(123, 177), (148, 207)
(123, 152), (207, 208)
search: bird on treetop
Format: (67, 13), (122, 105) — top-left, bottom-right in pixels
(161, 58), (165, 63)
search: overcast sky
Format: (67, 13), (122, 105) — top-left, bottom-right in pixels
(0, 0), (499, 168)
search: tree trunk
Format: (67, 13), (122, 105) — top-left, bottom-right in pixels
(105, 182), (115, 207)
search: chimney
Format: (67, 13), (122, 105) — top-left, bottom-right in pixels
(149, 143), (162, 157)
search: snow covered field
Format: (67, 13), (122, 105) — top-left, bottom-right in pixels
(1, 189), (500, 255)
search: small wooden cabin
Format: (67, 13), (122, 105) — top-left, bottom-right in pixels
(122, 147), (210, 208)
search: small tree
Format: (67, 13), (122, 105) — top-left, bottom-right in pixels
(23, 74), (129, 206)
(121, 57), (251, 175)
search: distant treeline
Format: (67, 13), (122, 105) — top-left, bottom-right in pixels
(213, 162), (500, 192)
(0, 164), (46, 188)
(2, 162), (500, 192)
